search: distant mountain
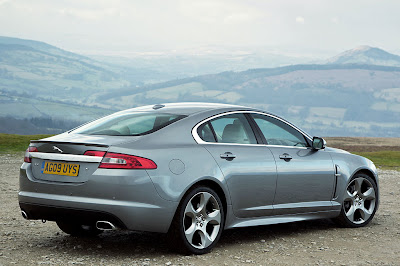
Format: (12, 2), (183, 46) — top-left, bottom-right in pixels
(0, 36), (97, 63)
(0, 36), (125, 133)
(0, 36), (170, 108)
(326, 45), (400, 66)
(90, 49), (309, 81)
(1, 36), (399, 137)
(96, 64), (400, 137)
(0, 36), (129, 106)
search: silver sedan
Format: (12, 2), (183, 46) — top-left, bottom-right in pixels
(19, 103), (379, 254)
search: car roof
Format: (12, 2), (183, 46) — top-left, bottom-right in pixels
(119, 102), (254, 115)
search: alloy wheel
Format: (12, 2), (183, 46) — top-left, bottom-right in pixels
(343, 177), (376, 224)
(183, 191), (221, 249)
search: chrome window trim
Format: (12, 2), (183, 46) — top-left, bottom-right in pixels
(192, 110), (312, 148)
(31, 152), (103, 163)
(199, 142), (311, 150)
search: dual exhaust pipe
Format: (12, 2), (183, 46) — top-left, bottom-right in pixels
(21, 210), (116, 231)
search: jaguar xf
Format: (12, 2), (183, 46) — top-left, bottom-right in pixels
(19, 102), (379, 254)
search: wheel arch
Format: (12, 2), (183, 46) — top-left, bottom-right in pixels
(350, 168), (378, 186)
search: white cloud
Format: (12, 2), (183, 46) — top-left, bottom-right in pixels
(0, 0), (10, 6)
(179, 0), (262, 24)
(58, 7), (119, 21)
(331, 17), (339, 24)
(1, 0), (400, 55)
(223, 13), (252, 24)
(296, 16), (305, 24)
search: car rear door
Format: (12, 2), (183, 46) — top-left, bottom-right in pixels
(194, 112), (277, 218)
(249, 113), (336, 215)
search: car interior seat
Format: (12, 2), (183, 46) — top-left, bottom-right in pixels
(222, 122), (243, 143)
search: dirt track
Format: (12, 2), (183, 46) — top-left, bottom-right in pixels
(1, 153), (400, 265)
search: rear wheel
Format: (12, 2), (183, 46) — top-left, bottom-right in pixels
(334, 173), (378, 227)
(56, 221), (102, 237)
(168, 186), (224, 255)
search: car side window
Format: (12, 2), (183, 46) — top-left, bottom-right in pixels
(251, 114), (309, 147)
(197, 122), (216, 142)
(208, 113), (257, 144)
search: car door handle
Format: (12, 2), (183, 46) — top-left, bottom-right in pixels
(279, 153), (292, 160)
(220, 152), (236, 160)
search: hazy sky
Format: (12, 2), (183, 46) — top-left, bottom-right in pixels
(0, 0), (399, 56)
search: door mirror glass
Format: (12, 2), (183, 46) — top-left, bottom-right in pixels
(312, 137), (325, 150)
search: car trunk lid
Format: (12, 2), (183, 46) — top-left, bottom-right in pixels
(28, 134), (141, 183)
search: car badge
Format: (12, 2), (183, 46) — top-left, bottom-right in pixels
(53, 146), (63, 153)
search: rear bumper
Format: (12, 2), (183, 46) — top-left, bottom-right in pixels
(19, 202), (127, 229)
(19, 163), (178, 233)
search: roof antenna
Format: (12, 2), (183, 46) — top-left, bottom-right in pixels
(153, 104), (165, 110)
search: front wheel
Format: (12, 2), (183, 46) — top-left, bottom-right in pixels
(168, 186), (224, 255)
(334, 173), (378, 227)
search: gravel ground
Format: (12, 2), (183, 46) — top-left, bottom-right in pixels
(1, 153), (399, 265)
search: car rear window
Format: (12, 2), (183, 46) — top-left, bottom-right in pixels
(72, 112), (186, 136)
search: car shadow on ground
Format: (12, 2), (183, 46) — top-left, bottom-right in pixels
(27, 219), (340, 257)
(218, 219), (337, 247)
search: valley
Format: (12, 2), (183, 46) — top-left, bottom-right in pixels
(0, 36), (399, 137)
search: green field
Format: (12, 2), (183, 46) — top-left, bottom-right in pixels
(0, 134), (52, 153)
(355, 151), (400, 171)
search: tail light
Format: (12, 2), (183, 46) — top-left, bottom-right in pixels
(84, 151), (157, 169)
(84, 150), (106, 157)
(24, 146), (38, 163)
(100, 152), (157, 169)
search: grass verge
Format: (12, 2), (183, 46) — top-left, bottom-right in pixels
(355, 151), (400, 171)
(0, 133), (52, 153)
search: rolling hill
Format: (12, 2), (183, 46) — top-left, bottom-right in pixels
(0, 36), (164, 133)
(0, 36), (399, 137)
(0, 37), (130, 105)
(96, 64), (400, 137)
(0, 36), (169, 107)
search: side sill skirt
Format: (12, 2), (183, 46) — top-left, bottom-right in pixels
(225, 209), (340, 229)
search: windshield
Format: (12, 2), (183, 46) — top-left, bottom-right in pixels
(72, 112), (186, 136)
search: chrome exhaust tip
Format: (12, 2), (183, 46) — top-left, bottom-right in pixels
(96, 221), (116, 231)
(21, 210), (28, 220)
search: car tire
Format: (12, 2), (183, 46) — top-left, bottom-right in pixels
(56, 221), (103, 237)
(168, 186), (225, 255)
(334, 173), (378, 228)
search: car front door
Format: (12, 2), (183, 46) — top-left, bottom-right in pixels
(249, 113), (336, 215)
(195, 112), (277, 218)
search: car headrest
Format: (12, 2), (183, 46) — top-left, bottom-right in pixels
(222, 123), (242, 143)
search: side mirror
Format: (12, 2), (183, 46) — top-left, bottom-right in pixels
(312, 137), (325, 150)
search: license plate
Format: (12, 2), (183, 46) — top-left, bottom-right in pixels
(41, 161), (80, 177)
